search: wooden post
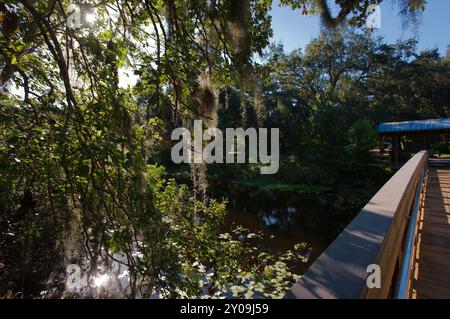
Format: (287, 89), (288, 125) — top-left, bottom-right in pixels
(394, 134), (399, 168)
(380, 135), (384, 155)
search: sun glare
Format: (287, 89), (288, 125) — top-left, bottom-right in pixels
(84, 12), (96, 24)
(93, 273), (109, 288)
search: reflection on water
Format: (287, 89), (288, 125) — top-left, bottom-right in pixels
(210, 182), (348, 274)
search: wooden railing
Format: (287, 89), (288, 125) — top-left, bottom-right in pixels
(285, 151), (428, 299)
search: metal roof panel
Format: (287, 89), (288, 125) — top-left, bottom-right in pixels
(378, 118), (450, 133)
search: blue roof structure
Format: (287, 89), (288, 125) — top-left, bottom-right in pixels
(378, 118), (450, 134)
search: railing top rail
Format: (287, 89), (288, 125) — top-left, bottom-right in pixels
(285, 151), (428, 299)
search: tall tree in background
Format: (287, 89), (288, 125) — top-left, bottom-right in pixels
(280, 0), (426, 27)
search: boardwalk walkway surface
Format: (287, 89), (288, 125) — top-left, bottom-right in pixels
(412, 159), (450, 299)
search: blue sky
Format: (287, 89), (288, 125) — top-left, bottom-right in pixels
(269, 0), (450, 55)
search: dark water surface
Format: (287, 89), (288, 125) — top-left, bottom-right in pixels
(210, 182), (349, 274)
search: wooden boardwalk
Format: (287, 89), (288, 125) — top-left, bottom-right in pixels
(412, 161), (450, 299)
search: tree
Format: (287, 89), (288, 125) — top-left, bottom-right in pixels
(0, 0), (301, 298)
(280, 0), (426, 27)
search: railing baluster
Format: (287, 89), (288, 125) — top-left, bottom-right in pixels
(394, 162), (426, 299)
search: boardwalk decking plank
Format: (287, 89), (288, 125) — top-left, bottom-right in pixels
(412, 165), (450, 299)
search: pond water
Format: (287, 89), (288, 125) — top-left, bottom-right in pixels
(209, 182), (349, 274)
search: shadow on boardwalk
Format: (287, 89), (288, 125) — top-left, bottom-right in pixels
(412, 159), (450, 298)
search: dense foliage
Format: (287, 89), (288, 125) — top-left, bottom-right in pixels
(211, 27), (449, 217)
(0, 0), (293, 299)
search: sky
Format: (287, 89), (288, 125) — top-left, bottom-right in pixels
(269, 0), (450, 56)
